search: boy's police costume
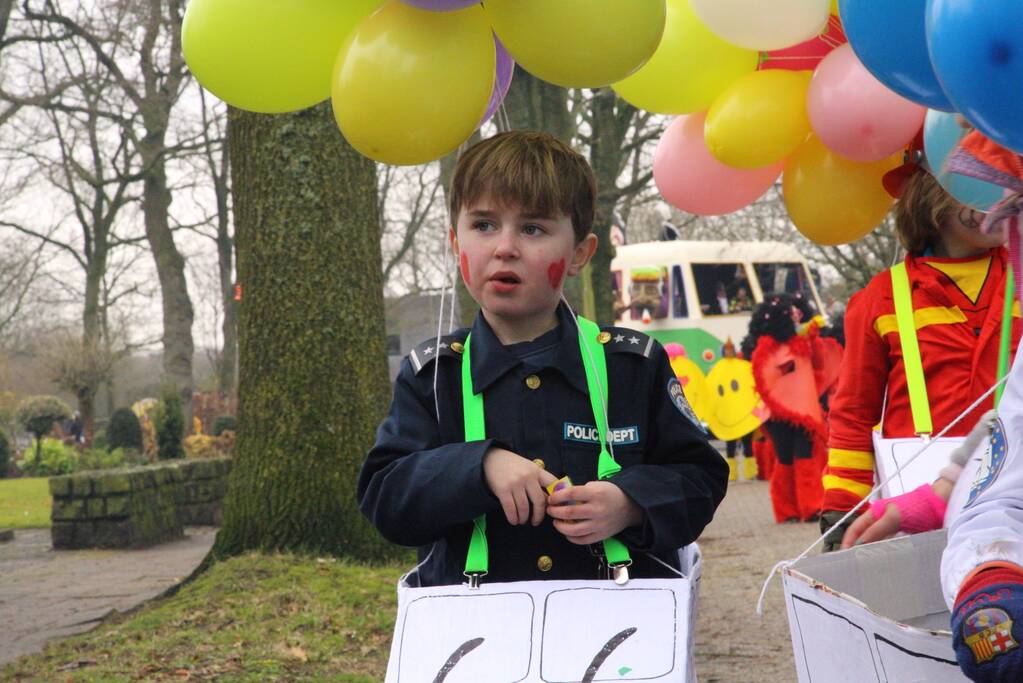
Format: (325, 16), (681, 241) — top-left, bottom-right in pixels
(358, 303), (728, 587)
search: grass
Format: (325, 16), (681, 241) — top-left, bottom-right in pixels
(0, 477), (51, 528)
(3, 553), (405, 682)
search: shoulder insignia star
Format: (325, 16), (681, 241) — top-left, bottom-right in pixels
(613, 334), (625, 343)
(628, 336), (640, 345)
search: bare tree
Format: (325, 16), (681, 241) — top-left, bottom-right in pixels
(0, 237), (43, 344)
(0, 20), (146, 441)
(23, 0), (197, 419)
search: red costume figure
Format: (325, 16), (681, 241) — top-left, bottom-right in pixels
(749, 294), (843, 523)
(820, 162), (1021, 549)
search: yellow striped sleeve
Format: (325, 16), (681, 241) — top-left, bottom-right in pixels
(828, 448), (875, 471)
(822, 474), (873, 499)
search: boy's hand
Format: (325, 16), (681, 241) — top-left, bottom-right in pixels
(483, 448), (559, 526)
(547, 481), (644, 545)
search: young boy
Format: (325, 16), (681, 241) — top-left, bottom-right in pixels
(357, 131), (727, 587)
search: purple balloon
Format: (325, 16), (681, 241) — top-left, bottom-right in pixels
(401, 0), (480, 10)
(480, 35), (514, 125)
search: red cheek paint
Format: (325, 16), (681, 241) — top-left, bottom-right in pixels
(547, 259), (566, 289)
(460, 253), (471, 285)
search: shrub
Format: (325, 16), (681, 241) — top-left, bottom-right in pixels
(155, 387), (184, 460)
(18, 438), (79, 477)
(16, 395), (73, 465)
(16, 395), (72, 441)
(183, 434), (219, 459)
(212, 415), (236, 437)
(78, 447), (127, 472)
(0, 426), (11, 478)
(107, 407), (143, 450)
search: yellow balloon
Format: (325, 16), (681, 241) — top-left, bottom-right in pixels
(613, 0), (757, 114)
(704, 358), (766, 441)
(705, 70), (812, 169)
(484, 0), (666, 89)
(182, 0), (384, 114)
(332, 2), (495, 166)
(669, 355), (710, 422)
(783, 135), (900, 246)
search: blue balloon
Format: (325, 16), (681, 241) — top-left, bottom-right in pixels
(841, 0), (953, 111)
(927, 0), (1023, 154)
(923, 110), (1005, 212)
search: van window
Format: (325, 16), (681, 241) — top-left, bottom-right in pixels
(626, 266), (669, 321)
(692, 263), (753, 316)
(754, 262), (814, 302)
(671, 265), (688, 318)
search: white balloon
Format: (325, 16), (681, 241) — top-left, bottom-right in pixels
(690, 0), (830, 51)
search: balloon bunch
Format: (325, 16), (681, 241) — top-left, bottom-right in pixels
(651, 0), (1017, 246)
(183, 0), (1021, 246)
(182, 0), (666, 166)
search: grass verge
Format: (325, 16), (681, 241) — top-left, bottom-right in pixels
(3, 553), (404, 682)
(0, 477), (51, 529)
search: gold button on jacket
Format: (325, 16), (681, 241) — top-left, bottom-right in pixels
(525, 374), (541, 389)
(537, 555), (553, 572)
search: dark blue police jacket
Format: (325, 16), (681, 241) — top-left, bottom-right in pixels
(357, 304), (728, 587)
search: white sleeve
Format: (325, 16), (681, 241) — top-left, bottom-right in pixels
(941, 349), (1023, 609)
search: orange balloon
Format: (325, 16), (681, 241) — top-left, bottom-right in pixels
(783, 135), (899, 246)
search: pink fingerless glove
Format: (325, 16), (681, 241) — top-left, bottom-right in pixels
(868, 483), (947, 534)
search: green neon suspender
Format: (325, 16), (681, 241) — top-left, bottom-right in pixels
(460, 316), (631, 583)
(891, 262), (1016, 434)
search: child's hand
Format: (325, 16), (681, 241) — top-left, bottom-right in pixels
(547, 481), (644, 545)
(482, 448), (559, 526)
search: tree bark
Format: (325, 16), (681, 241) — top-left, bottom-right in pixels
(141, 136), (195, 424)
(212, 103), (401, 561)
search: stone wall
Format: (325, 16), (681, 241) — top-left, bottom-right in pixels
(49, 458), (232, 550)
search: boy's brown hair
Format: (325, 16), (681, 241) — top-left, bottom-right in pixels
(893, 170), (959, 254)
(448, 131), (596, 244)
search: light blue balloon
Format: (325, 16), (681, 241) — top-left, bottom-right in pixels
(923, 110), (1005, 212)
(927, 0), (1023, 153)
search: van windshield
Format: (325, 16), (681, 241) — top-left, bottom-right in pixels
(692, 263), (753, 316)
(754, 262), (814, 300)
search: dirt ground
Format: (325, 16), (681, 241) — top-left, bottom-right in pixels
(694, 476), (820, 682)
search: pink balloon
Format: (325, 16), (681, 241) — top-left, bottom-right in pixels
(654, 113), (783, 216)
(807, 43), (926, 163)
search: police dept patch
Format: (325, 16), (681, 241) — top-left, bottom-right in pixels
(668, 377), (702, 428)
(563, 423), (639, 445)
(966, 418), (1009, 508)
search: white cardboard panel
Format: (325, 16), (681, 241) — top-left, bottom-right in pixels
(873, 435), (966, 498)
(386, 546), (701, 683)
(783, 531), (967, 683)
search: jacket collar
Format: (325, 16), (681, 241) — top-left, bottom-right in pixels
(468, 303), (589, 395)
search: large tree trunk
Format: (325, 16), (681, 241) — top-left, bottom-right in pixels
(212, 103), (401, 561)
(140, 138), (195, 425)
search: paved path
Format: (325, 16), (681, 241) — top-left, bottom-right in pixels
(0, 527), (217, 666)
(694, 477), (820, 682)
